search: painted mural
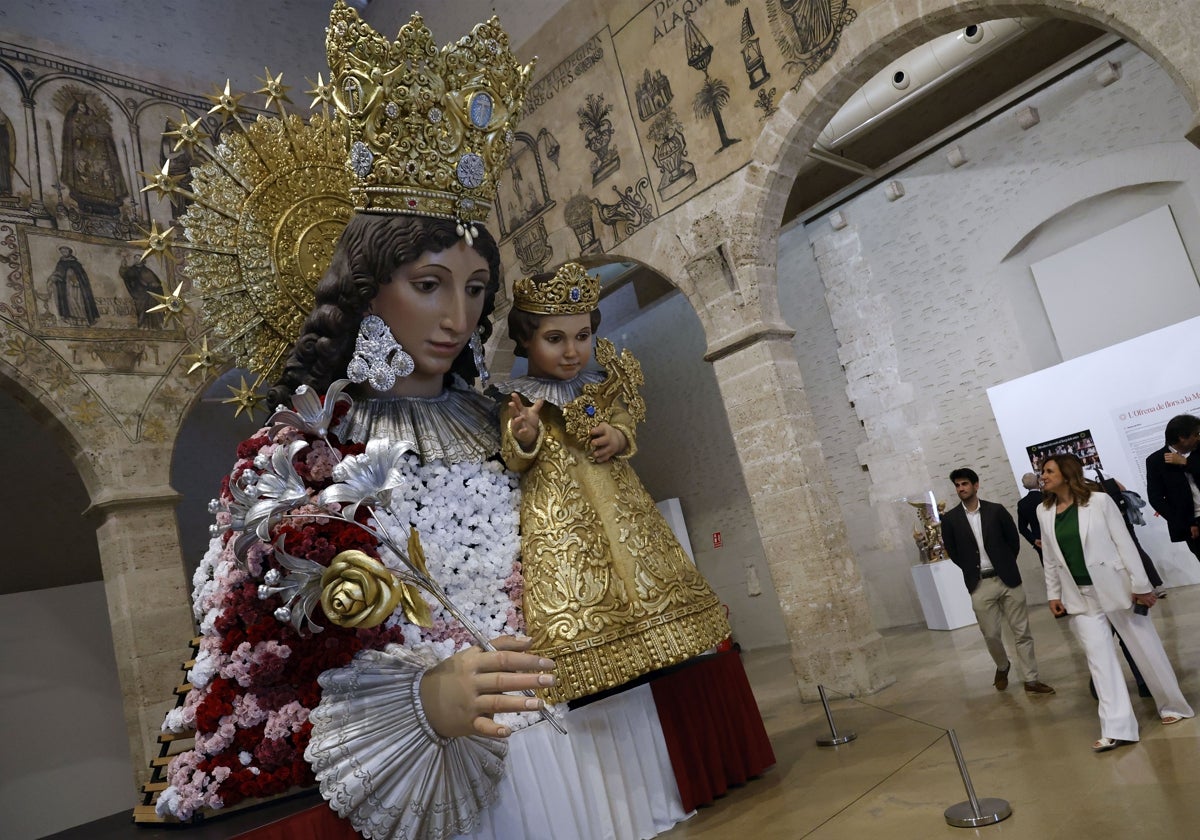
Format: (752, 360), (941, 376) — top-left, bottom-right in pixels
(496, 0), (857, 273)
(0, 38), (216, 442)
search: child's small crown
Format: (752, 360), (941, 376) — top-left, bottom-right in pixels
(512, 262), (599, 315)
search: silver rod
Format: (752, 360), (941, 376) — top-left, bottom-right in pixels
(818, 684), (839, 738)
(947, 728), (983, 817)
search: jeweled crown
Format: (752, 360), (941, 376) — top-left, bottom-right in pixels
(513, 262), (600, 315)
(326, 0), (534, 223)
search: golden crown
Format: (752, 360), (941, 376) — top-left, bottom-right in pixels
(326, 0), (534, 223)
(513, 262), (600, 315)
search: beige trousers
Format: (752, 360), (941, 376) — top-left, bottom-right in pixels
(970, 576), (1039, 683)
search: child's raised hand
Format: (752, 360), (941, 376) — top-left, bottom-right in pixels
(589, 422), (627, 463)
(508, 393), (544, 450)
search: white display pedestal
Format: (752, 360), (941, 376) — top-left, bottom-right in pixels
(911, 560), (977, 630)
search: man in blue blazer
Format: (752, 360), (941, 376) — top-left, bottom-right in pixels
(941, 468), (1054, 695)
(1145, 413), (1200, 562)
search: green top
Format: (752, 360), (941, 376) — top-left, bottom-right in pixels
(1054, 504), (1091, 585)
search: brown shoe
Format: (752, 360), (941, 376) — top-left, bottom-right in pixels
(1024, 680), (1055, 695)
(993, 665), (1010, 691)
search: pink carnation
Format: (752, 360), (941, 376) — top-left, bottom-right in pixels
(305, 441), (340, 482)
(232, 693), (267, 728)
(195, 716), (236, 755)
(263, 700), (309, 740)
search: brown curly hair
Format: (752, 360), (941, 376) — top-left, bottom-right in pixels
(269, 214), (501, 406)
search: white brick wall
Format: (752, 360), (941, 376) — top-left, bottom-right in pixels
(778, 43), (1200, 628)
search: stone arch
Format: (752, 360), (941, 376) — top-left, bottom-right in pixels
(582, 0), (1200, 700)
(0, 335), (196, 788)
(693, 0), (1200, 665)
(0, 351), (99, 494)
(0, 336), (102, 492)
(745, 0), (1200, 272)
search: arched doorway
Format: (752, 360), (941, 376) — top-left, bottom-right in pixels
(758, 8), (1200, 629)
(0, 384), (135, 837)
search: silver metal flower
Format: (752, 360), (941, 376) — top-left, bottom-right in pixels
(245, 440), (311, 539)
(256, 536), (326, 634)
(318, 437), (415, 521)
(270, 379), (353, 439)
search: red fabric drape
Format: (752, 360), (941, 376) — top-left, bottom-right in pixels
(649, 649), (776, 812)
(232, 801), (359, 840)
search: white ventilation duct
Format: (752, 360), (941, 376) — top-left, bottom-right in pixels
(817, 19), (1037, 150)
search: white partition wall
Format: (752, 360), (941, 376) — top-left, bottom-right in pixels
(1030, 205), (1200, 360)
(988, 316), (1200, 586)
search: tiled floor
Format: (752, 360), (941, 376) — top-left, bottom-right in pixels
(668, 583), (1200, 839)
(51, 585), (1200, 839)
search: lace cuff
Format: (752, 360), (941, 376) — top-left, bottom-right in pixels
(501, 416), (543, 471)
(306, 644), (508, 840)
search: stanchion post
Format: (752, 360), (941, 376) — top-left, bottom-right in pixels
(815, 684), (857, 747)
(943, 728), (1011, 827)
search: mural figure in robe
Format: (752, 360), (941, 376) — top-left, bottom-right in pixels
(119, 252), (166, 329)
(48, 245), (100, 327)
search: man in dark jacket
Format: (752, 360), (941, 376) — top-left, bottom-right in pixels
(1146, 414), (1200, 562)
(1015, 472), (1043, 562)
(941, 468), (1054, 695)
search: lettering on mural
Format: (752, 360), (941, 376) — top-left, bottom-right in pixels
(523, 35), (605, 117)
(651, 0), (711, 44)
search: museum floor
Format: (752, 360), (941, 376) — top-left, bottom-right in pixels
(671, 582), (1200, 840)
(51, 584), (1200, 840)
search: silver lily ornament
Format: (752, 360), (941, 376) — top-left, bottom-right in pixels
(319, 437), (416, 520)
(256, 536), (327, 634)
(271, 379), (353, 439)
(246, 439), (312, 540)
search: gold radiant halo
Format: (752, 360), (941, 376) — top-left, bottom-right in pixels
(177, 104), (352, 383)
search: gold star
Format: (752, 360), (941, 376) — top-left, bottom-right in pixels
(165, 109), (208, 153)
(139, 159), (185, 199)
(205, 80), (247, 121)
(256, 68), (292, 112)
(306, 72), (334, 110)
(147, 282), (191, 328)
(183, 335), (222, 376)
(222, 375), (266, 420)
(131, 220), (177, 265)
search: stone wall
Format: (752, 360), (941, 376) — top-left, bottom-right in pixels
(780, 43), (1200, 627)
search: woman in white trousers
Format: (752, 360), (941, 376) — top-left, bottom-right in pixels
(1038, 453), (1192, 752)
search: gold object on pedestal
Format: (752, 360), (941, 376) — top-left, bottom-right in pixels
(909, 497), (949, 563)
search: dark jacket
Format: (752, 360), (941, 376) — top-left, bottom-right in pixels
(941, 499), (1022, 593)
(1016, 490), (1043, 558)
(1146, 445), (1200, 542)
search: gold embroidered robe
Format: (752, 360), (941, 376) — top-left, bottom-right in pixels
(501, 388), (730, 704)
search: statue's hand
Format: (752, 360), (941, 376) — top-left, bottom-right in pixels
(508, 394), (544, 450)
(419, 635), (556, 738)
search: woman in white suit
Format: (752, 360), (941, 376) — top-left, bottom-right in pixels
(1038, 454), (1193, 752)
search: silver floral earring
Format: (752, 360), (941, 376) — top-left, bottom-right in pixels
(346, 314), (415, 390)
(469, 326), (490, 384)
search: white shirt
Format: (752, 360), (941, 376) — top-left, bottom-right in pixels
(963, 502), (995, 573)
(1168, 446), (1200, 517)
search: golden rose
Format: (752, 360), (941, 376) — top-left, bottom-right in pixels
(320, 550), (403, 629)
